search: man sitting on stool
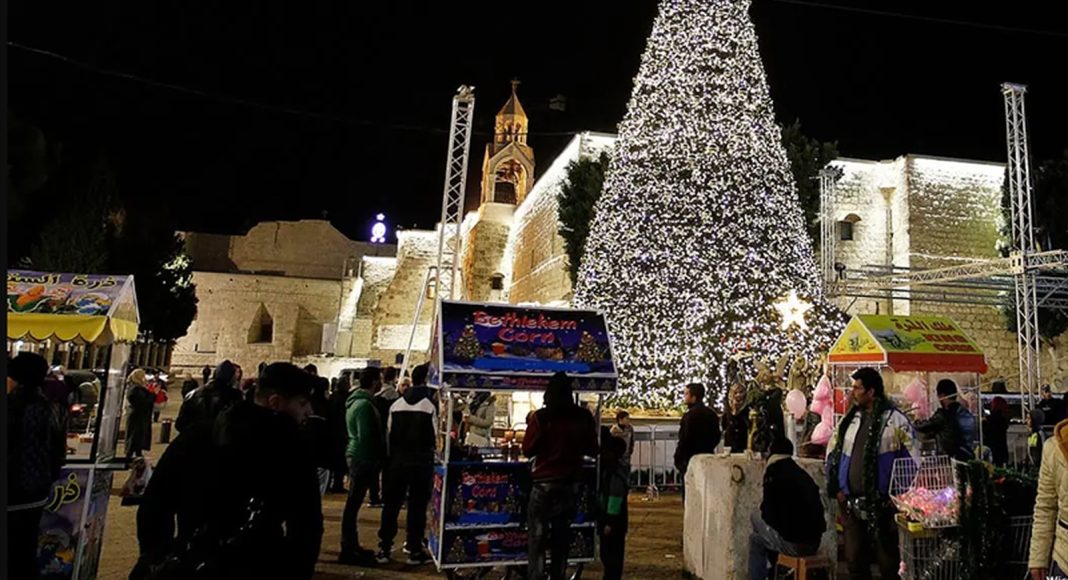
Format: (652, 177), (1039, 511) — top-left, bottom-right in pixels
(750, 438), (826, 580)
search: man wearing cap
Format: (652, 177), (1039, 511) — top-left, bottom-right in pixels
(915, 379), (977, 461)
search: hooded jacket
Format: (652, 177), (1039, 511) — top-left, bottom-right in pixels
(345, 388), (384, 463)
(373, 382), (400, 438)
(176, 361), (243, 435)
(386, 385), (437, 466)
(915, 401), (977, 461)
(828, 404), (918, 497)
(1030, 419), (1068, 572)
(762, 454), (826, 544)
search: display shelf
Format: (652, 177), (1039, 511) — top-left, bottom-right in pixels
(443, 522), (596, 531)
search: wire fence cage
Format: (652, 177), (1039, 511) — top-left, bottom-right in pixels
(1005, 515), (1034, 579)
(897, 523), (962, 580)
(890, 455), (962, 529)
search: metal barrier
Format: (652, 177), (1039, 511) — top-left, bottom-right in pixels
(629, 424), (682, 491)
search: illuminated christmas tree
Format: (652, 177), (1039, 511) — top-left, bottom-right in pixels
(573, 0), (843, 408)
(453, 325), (483, 360)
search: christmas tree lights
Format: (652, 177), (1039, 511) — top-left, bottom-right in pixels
(573, 0), (845, 408)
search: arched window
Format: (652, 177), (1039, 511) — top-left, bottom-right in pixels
(490, 273), (505, 291)
(248, 304), (274, 344)
(838, 214), (861, 241)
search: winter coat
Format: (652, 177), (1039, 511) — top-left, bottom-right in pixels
(523, 405), (599, 482)
(599, 458), (630, 532)
(828, 404), (918, 498)
(386, 385), (437, 467)
(345, 389), (384, 463)
(8, 388), (66, 507)
(609, 423), (635, 464)
(721, 409), (750, 453)
(1029, 419), (1068, 572)
(125, 382), (156, 455)
(175, 382), (243, 435)
(302, 391), (334, 469)
(762, 454), (826, 544)
(328, 388), (351, 470)
(465, 395), (496, 446)
(374, 383), (400, 438)
(135, 402), (323, 580)
(674, 403), (721, 474)
(915, 402), (976, 461)
(983, 412), (1010, 466)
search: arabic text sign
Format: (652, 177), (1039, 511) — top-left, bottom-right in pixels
(8, 270), (123, 316)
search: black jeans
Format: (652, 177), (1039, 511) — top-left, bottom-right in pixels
(9, 506), (44, 580)
(599, 523), (626, 580)
(377, 462), (433, 553)
(369, 463), (382, 503)
(527, 480), (578, 580)
(842, 505), (900, 580)
(340, 459), (379, 553)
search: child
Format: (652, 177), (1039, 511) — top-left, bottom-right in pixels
(599, 435), (629, 580)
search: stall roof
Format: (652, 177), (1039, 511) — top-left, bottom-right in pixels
(7, 270), (140, 344)
(829, 314), (987, 373)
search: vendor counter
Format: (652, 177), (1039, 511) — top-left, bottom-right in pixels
(429, 459), (597, 567)
(683, 454), (837, 580)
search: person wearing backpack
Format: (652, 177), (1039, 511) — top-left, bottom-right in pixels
(7, 352), (67, 580)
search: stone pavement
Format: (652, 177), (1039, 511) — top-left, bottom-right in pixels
(96, 403), (689, 579)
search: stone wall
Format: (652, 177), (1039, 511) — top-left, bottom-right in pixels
(903, 156), (1018, 386)
(462, 204), (514, 302)
(171, 271), (342, 374)
(182, 219), (395, 279)
(505, 132), (616, 305)
(368, 229), (440, 365)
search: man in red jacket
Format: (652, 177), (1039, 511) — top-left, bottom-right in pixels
(522, 372), (599, 580)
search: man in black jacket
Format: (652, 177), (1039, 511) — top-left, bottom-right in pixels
(915, 379), (977, 461)
(674, 383), (721, 485)
(175, 360), (243, 435)
(376, 363), (437, 566)
(749, 438), (825, 580)
(133, 362), (323, 580)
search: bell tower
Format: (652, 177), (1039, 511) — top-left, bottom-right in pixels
(480, 79), (536, 205)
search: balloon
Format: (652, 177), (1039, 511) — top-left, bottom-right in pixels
(811, 422), (833, 445)
(786, 388), (807, 420)
(813, 375), (832, 402)
(903, 377), (930, 420)
(810, 398), (828, 416)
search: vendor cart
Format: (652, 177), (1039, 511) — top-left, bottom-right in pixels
(828, 314), (986, 456)
(427, 300), (618, 579)
(7, 269), (140, 580)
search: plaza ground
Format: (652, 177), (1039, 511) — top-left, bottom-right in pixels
(96, 404), (689, 579)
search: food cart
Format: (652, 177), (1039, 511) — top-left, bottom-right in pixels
(427, 300), (618, 579)
(7, 269), (140, 580)
(828, 314), (986, 453)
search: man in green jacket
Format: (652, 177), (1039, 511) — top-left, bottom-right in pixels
(338, 367), (384, 566)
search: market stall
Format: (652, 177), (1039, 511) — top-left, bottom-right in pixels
(7, 269), (140, 580)
(427, 300), (617, 579)
(828, 314), (986, 455)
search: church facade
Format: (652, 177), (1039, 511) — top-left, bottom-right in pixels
(174, 85), (1047, 389)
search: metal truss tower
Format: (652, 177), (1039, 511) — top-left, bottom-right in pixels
(401, 86), (475, 375)
(1003, 82), (1041, 410)
(818, 168), (838, 293)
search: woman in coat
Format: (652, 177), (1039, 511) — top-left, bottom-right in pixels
(125, 369), (155, 458)
(464, 392), (496, 447)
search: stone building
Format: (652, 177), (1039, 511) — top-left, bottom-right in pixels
(173, 86), (1032, 388)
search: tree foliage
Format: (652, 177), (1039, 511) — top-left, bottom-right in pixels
(8, 118), (199, 341)
(558, 151), (610, 287)
(1000, 151), (1068, 344)
(780, 119), (839, 246)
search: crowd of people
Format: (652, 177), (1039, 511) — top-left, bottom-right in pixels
(16, 347), (1067, 580)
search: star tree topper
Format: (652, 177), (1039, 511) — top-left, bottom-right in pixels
(775, 290), (812, 331)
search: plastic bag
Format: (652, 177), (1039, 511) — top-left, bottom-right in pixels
(122, 455), (154, 497)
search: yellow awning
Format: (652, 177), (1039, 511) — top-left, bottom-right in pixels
(7, 270), (140, 345)
(7, 313), (139, 345)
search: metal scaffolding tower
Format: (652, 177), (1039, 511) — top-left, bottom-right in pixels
(823, 83), (1064, 410)
(401, 86), (475, 374)
(1003, 82), (1041, 409)
(818, 168), (838, 292)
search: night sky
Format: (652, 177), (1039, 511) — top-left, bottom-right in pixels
(10, 1), (1068, 242)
